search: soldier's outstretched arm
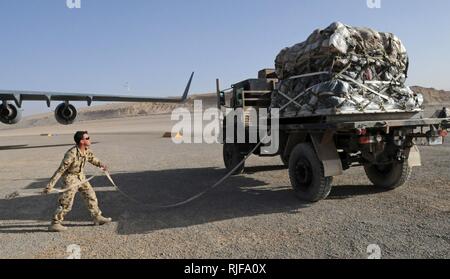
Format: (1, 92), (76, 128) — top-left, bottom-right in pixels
(87, 151), (106, 170)
(44, 150), (75, 193)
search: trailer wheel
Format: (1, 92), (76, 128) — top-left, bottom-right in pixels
(288, 143), (333, 202)
(223, 143), (245, 175)
(364, 162), (412, 190)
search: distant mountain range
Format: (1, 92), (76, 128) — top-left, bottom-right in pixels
(411, 86), (450, 105)
(1, 87), (449, 130)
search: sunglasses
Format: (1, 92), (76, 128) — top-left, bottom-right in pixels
(83, 137), (90, 141)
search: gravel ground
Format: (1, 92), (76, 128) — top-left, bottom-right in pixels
(0, 115), (449, 259)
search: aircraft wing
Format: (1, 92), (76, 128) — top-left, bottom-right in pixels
(0, 72), (194, 108)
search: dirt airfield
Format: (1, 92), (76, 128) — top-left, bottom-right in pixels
(0, 113), (449, 259)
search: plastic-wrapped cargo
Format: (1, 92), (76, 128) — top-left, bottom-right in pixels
(271, 22), (424, 117)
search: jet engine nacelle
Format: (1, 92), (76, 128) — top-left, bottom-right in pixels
(0, 103), (22, 125)
(55, 103), (77, 125)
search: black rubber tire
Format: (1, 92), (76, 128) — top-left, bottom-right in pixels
(223, 143), (245, 175)
(364, 161), (412, 190)
(288, 143), (333, 202)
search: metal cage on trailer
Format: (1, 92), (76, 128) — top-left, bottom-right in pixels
(215, 69), (450, 203)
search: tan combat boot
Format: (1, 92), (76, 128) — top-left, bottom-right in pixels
(93, 216), (112, 226)
(48, 223), (68, 232)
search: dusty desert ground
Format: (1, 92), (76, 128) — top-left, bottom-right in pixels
(0, 110), (449, 259)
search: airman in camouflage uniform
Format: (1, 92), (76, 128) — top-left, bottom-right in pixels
(44, 131), (112, 232)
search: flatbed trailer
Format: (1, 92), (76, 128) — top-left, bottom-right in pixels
(216, 71), (450, 202)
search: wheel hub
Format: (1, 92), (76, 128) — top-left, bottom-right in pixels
(295, 160), (312, 186)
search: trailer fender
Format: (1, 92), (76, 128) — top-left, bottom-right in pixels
(407, 145), (422, 167)
(310, 130), (343, 177)
(283, 132), (308, 162)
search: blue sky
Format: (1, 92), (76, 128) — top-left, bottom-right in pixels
(1, 0), (450, 115)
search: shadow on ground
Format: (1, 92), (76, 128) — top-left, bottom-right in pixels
(0, 166), (384, 235)
(328, 185), (386, 199)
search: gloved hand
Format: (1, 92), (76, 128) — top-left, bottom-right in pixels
(42, 186), (53, 195)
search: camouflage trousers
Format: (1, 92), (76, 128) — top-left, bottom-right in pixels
(52, 174), (102, 224)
